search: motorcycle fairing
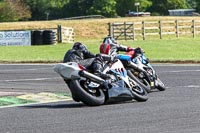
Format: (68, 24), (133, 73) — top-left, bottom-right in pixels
(117, 54), (132, 61)
(107, 80), (134, 103)
(54, 62), (81, 79)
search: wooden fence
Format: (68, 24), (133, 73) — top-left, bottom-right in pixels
(108, 20), (200, 40)
(57, 25), (74, 43)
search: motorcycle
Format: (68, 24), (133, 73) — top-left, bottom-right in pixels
(100, 36), (165, 93)
(54, 50), (148, 106)
(118, 49), (166, 93)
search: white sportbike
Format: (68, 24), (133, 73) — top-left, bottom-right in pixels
(54, 53), (148, 106)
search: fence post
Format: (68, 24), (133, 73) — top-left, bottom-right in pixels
(192, 20), (195, 38)
(124, 22), (127, 40)
(108, 23), (113, 37)
(57, 25), (62, 43)
(159, 20), (162, 39)
(133, 22), (135, 40)
(142, 21), (146, 40)
(175, 20), (179, 38)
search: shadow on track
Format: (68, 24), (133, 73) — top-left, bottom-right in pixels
(20, 102), (87, 109)
(20, 100), (137, 109)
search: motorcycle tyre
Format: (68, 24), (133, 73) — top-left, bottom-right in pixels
(65, 81), (80, 102)
(156, 78), (166, 91)
(127, 70), (151, 93)
(70, 79), (105, 106)
(131, 84), (148, 102)
(132, 86), (148, 102)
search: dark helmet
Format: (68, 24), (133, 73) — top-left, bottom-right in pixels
(72, 42), (87, 51)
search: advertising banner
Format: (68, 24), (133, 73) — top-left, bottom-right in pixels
(0, 31), (31, 46)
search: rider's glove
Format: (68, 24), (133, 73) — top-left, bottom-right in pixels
(127, 47), (134, 52)
(134, 47), (144, 54)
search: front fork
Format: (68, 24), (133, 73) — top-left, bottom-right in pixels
(129, 62), (157, 89)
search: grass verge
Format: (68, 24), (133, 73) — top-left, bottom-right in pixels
(0, 37), (200, 63)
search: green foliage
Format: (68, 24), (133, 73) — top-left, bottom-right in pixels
(116, 0), (152, 16)
(148, 0), (188, 15)
(25, 0), (69, 20)
(116, 0), (135, 16)
(89, 0), (117, 17)
(196, 0), (200, 13)
(186, 0), (196, 8)
(167, 0), (188, 9)
(63, 0), (117, 18)
(62, 0), (93, 17)
(0, 0), (198, 21)
(0, 0), (31, 22)
(136, 0), (152, 12)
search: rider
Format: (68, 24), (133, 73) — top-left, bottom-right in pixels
(100, 36), (143, 57)
(63, 42), (112, 102)
(63, 42), (111, 80)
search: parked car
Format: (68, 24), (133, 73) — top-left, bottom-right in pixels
(126, 11), (150, 17)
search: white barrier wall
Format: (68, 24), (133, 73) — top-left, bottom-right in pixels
(0, 31), (31, 46)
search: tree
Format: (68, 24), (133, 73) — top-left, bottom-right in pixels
(167, 0), (188, 9)
(62, 0), (93, 18)
(116, 0), (135, 16)
(0, 0), (31, 22)
(88, 0), (117, 17)
(116, 0), (152, 17)
(135, 0), (152, 12)
(186, 0), (196, 9)
(148, 0), (188, 15)
(1, 0), (197, 21)
(196, 0), (200, 13)
(25, 0), (69, 20)
(63, 0), (117, 18)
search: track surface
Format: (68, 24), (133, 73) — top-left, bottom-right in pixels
(0, 64), (200, 133)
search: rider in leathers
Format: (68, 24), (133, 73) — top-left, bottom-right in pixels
(100, 36), (143, 57)
(63, 42), (110, 79)
(63, 41), (142, 102)
(63, 39), (142, 83)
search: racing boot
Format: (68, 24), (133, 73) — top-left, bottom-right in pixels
(92, 56), (111, 90)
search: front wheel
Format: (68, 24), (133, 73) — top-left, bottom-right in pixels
(70, 79), (105, 106)
(156, 78), (166, 91)
(129, 81), (148, 102)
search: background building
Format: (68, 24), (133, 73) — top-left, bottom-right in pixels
(168, 9), (196, 16)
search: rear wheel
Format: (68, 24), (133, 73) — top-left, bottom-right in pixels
(64, 80), (80, 102)
(70, 79), (105, 106)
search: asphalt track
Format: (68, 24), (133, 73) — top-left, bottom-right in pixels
(0, 64), (200, 133)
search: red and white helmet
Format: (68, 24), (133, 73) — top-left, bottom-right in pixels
(100, 36), (119, 54)
(100, 43), (110, 54)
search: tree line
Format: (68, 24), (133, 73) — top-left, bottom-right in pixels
(0, 0), (199, 22)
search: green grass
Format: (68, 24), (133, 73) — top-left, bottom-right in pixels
(0, 37), (200, 63)
(0, 44), (69, 62)
(134, 38), (200, 62)
(1, 16), (200, 63)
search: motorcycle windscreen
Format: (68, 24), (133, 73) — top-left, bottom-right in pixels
(107, 80), (133, 103)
